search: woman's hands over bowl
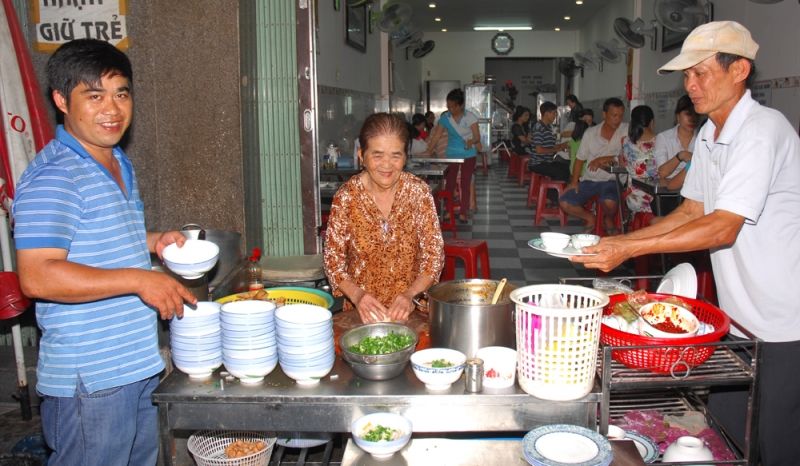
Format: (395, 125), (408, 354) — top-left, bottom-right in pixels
(356, 292), (390, 323)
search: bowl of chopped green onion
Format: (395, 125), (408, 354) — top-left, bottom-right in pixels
(340, 323), (418, 381)
(351, 412), (412, 459)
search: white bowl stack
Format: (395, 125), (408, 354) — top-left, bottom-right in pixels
(275, 304), (335, 385)
(170, 302), (222, 379)
(220, 300), (279, 384)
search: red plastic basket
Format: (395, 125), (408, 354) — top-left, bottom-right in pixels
(600, 293), (731, 373)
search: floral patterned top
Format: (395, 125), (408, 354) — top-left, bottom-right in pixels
(619, 136), (658, 213)
(323, 171), (445, 314)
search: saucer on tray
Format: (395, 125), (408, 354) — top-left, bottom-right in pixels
(528, 238), (597, 259)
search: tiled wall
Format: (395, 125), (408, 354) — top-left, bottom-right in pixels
(317, 85), (380, 161)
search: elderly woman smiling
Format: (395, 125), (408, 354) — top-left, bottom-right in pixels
(324, 113), (444, 331)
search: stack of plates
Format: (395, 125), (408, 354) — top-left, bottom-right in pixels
(170, 302), (222, 379)
(275, 304), (335, 385)
(220, 300), (278, 384)
(523, 424), (613, 466)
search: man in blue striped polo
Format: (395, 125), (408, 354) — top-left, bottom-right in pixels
(12, 39), (197, 465)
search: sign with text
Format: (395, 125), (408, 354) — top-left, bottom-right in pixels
(31, 0), (128, 53)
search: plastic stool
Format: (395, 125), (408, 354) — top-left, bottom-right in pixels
(498, 148), (511, 164)
(588, 197), (622, 236)
(442, 239), (491, 281)
(534, 179), (567, 226)
(526, 172), (543, 208)
(434, 189), (457, 238)
(517, 155), (531, 185)
(508, 153), (522, 179)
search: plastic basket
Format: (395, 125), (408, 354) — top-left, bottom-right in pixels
(510, 284), (608, 401)
(187, 431), (276, 466)
(216, 287), (334, 309)
(600, 293), (731, 374)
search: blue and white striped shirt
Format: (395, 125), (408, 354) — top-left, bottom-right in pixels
(12, 126), (163, 396)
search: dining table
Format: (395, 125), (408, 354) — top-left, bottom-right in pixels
(631, 177), (682, 217)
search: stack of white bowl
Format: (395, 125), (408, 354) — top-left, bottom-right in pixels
(275, 304), (335, 385)
(170, 302), (222, 379)
(220, 300), (278, 384)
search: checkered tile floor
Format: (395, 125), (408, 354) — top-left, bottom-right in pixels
(444, 160), (616, 287)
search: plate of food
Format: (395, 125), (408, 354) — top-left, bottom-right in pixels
(528, 238), (597, 259)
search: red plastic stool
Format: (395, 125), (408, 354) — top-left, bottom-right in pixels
(508, 153), (522, 179)
(534, 179), (567, 226)
(517, 155), (531, 186)
(498, 148), (511, 164)
(589, 197), (623, 236)
(434, 189), (457, 238)
(526, 172), (543, 208)
(442, 239), (491, 281)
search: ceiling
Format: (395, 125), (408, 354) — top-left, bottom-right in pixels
(384, 0), (614, 33)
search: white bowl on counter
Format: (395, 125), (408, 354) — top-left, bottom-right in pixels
(410, 348), (466, 390)
(351, 412), (412, 460)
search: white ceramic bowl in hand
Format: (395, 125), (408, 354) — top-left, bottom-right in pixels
(637, 301), (700, 339)
(410, 348), (466, 390)
(162, 239), (220, 279)
(570, 233), (601, 251)
(351, 412), (412, 460)
(540, 232), (571, 251)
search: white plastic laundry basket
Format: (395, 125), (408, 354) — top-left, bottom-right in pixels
(510, 284), (608, 401)
(187, 430), (276, 466)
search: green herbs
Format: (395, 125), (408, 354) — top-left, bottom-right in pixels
(430, 359), (453, 368)
(348, 332), (414, 355)
(362, 424), (398, 442)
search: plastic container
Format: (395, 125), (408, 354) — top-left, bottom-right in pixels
(187, 430), (275, 466)
(510, 284), (608, 401)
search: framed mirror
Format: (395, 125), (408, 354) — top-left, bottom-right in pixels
(346, 5), (367, 52)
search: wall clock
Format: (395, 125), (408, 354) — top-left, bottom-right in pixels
(491, 32), (514, 55)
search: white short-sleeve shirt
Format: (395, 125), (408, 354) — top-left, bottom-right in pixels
(576, 122), (629, 182)
(654, 125), (696, 178)
(681, 90), (800, 342)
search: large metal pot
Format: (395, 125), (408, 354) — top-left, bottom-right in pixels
(419, 279), (517, 358)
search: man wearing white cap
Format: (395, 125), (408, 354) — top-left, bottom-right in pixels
(572, 21), (800, 465)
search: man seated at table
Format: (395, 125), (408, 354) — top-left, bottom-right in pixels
(527, 101), (571, 182)
(559, 98), (628, 234)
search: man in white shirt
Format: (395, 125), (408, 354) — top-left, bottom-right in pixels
(559, 97), (628, 234)
(572, 21), (800, 466)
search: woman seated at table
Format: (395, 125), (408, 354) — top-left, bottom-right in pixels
(654, 95), (698, 192)
(324, 113), (444, 344)
(510, 106), (533, 155)
(619, 105), (658, 226)
(409, 113), (429, 156)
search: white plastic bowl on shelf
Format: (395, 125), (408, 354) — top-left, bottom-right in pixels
(410, 348), (467, 390)
(173, 359), (222, 379)
(279, 361), (334, 385)
(351, 412), (412, 460)
(274, 304), (332, 326)
(162, 240), (220, 279)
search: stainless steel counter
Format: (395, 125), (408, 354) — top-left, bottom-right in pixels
(154, 359), (601, 465)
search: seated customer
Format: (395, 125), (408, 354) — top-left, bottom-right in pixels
(409, 113), (429, 156)
(655, 95), (698, 191)
(619, 105), (658, 220)
(510, 106), (533, 155)
(324, 113), (444, 340)
(559, 97), (628, 233)
(528, 101), (571, 182)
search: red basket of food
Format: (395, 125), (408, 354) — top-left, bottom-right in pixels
(600, 293), (730, 373)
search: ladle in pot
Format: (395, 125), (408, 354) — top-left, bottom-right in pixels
(490, 278), (507, 305)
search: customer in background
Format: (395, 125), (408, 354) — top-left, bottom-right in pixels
(559, 97), (628, 233)
(409, 113), (429, 156)
(560, 94), (584, 138)
(568, 120), (590, 177)
(425, 88), (482, 223)
(528, 101), (571, 182)
(655, 95), (699, 191)
(579, 108), (595, 126)
(12, 39), (197, 465)
(324, 112), (444, 335)
(510, 106), (533, 155)
(424, 111), (436, 133)
(571, 22), (800, 466)
(618, 105), (658, 221)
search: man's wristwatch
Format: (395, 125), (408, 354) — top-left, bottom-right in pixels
(675, 153), (683, 163)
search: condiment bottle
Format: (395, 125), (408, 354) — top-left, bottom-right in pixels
(246, 247), (263, 291)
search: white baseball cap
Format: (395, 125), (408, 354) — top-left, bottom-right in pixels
(658, 21), (759, 75)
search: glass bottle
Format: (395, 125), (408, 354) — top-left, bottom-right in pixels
(246, 247), (263, 291)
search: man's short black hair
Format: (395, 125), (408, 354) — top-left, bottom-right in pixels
(46, 39), (132, 105)
(446, 88), (465, 106)
(539, 101), (558, 116)
(602, 97), (625, 112)
(715, 52), (756, 89)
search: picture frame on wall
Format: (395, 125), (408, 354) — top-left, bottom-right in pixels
(346, 5), (367, 52)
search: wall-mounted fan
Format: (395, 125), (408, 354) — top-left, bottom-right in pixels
(412, 40), (435, 58)
(393, 29), (423, 48)
(614, 17), (658, 50)
(655, 0), (713, 33)
(574, 51), (602, 72)
(595, 39), (627, 64)
(376, 2), (413, 34)
(558, 57), (583, 78)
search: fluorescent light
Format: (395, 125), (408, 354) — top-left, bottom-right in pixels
(473, 26), (533, 31)
(441, 28), (447, 32)
(564, 16), (571, 20)
(428, 2), (436, 7)
(554, 27), (561, 31)
(576, 0), (583, 4)
(435, 17), (441, 22)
